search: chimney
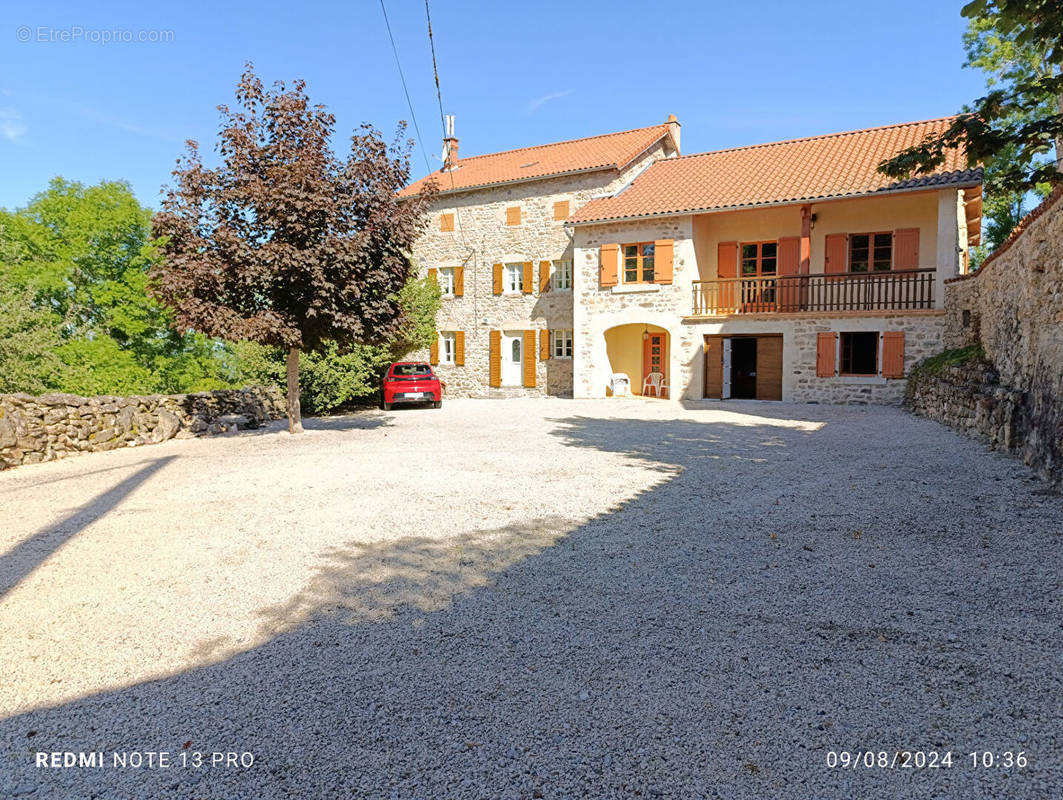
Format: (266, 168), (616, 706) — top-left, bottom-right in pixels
(667, 114), (681, 154)
(442, 114), (459, 171)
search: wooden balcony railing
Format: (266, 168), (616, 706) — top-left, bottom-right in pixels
(690, 269), (936, 316)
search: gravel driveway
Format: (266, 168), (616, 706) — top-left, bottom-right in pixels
(1, 398), (1060, 799)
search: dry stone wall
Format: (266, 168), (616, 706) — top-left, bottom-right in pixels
(0, 386), (285, 470)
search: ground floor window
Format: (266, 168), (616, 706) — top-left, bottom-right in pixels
(439, 332), (456, 364)
(552, 329), (573, 358)
(840, 331), (878, 375)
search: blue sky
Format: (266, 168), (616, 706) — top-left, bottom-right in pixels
(0, 0), (987, 211)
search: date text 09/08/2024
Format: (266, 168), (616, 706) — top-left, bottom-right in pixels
(826, 751), (1029, 769)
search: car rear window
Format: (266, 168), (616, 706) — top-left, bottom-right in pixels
(392, 364), (432, 376)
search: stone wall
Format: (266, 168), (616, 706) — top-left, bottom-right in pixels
(0, 386), (285, 470)
(913, 187), (1063, 485)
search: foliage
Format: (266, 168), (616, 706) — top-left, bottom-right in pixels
(151, 63), (435, 431)
(0, 270), (65, 394)
(879, 0), (1062, 195)
(909, 344), (988, 377)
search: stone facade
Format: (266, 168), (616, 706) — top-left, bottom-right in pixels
(0, 386), (285, 470)
(411, 139), (676, 398)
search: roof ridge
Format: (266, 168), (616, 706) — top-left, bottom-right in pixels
(665, 116), (960, 162)
(442, 123), (670, 165)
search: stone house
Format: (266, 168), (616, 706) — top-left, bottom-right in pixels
(403, 116), (983, 403)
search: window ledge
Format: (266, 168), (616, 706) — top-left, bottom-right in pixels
(835, 375), (887, 385)
(611, 283), (661, 295)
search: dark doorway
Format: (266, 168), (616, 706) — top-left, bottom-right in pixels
(731, 337), (757, 399)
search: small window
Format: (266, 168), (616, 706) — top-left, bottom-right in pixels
(438, 267), (456, 296)
(503, 262), (523, 293)
(622, 242), (655, 283)
(552, 329), (573, 358)
(439, 332), (456, 364)
(506, 206), (521, 226)
(553, 200), (570, 220)
(511, 338), (521, 361)
(849, 233), (892, 273)
(740, 241), (777, 277)
(840, 332), (879, 376)
(552, 259), (573, 290)
(440, 213), (454, 232)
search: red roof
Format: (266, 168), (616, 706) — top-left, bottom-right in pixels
(571, 117), (982, 223)
(400, 123), (674, 197)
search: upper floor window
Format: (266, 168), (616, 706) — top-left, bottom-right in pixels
(741, 242), (777, 277)
(440, 213), (455, 232)
(553, 200), (570, 220)
(623, 243), (655, 283)
(504, 262), (524, 293)
(552, 259), (573, 290)
(506, 206), (521, 226)
(438, 267), (456, 296)
(552, 329), (573, 358)
(439, 332), (456, 364)
(849, 233), (892, 273)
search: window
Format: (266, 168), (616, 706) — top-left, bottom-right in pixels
(740, 242), (777, 277)
(438, 267), (455, 296)
(504, 262), (523, 293)
(553, 200), (570, 220)
(849, 233), (892, 272)
(840, 332), (879, 376)
(506, 206), (521, 226)
(440, 213), (454, 232)
(439, 332), (456, 364)
(552, 329), (573, 358)
(622, 242), (655, 283)
(552, 259), (572, 290)
(392, 363), (432, 376)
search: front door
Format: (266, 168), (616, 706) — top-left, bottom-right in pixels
(642, 333), (667, 397)
(502, 331), (523, 386)
(731, 337), (758, 399)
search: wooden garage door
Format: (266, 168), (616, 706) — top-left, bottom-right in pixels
(755, 335), (783, 401)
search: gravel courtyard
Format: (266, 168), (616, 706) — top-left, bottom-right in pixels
(1, 398), (1060, 799)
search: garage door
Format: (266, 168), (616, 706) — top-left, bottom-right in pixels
(703, 334), (783, 400)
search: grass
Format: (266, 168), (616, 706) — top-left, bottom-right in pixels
(910, 344), (987, 377)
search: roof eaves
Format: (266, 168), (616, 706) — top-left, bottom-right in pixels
(403, 163), (620, 200)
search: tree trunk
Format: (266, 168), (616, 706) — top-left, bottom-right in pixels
(286, 347), (304, 434)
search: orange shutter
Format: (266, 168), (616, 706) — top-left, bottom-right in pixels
(493, 263), (503, 294)
(522, 261), (533, 294)
(429, 334), (439, 365)
(600, 243), (619, 287)
(539, 329), (550, 361)
(489, 331), (501, 387)
(653, 239), (674, 284)
(717, 242), (738, 278)
(427, 267), (437, 285)
(523, 331), (536, 387)
(881, 331), (905, 377)
(777, 237), (800, 276)
(893, 228), (920, 271)
(440, 213), (454, 232)
(454, 331), (465, 366)
(825, 234), (848, 275)
(816, 332), (837, 377)
(553, 200), (570, 220)
(506, 206), (521, 226)
(454, 266), (464, 297)
(539, 260), (551, 292)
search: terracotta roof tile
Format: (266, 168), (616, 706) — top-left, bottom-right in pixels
(400, 124), (673, 197)
(570, 117), (982, 223)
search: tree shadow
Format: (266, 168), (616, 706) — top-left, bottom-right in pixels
(1, 412), (1061, 798)
(0, 456), (176, 601)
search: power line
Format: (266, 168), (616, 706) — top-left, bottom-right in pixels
(379, 0), (432, 174)
(424, 0), (447, 140)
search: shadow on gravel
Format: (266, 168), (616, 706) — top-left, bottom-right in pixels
(2, 412), (1061, 799)
(0, 455), (176, 600)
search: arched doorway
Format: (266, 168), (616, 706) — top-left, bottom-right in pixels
(603, 324), (669, 397)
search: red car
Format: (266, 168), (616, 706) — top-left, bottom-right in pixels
(381, 362), (443, 410)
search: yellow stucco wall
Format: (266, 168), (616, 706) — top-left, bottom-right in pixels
(603, 323), (667, 395)
(691, 191), (942, 281)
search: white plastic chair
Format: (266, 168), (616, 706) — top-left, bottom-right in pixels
(611, 373), (631, 397)
(642, 371), (664, 397)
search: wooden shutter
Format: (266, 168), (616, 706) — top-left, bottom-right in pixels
(454, 266), (464, 297)
(427, 267), (437, 285)
(429, 334), (439, 365)
(522, 261), (533, 294)
(777, 237), (800, 276)
(893, 228), (920, 271)
(717, 242), (738, 278)
(755, 336), (783, 400)
(440, 213), (454, 232)
(540, 329), (551, 360)
(539, 260), (551, 292)
(523, 330), (536, 387)
(825, 234), (848, 275)
(600, 243), (619, 287)
(493, 263), (503, 294)
(653, 239), (674, 284)
(454, 331), (465, 366)
(881, 331), (905, 377)
(489, 331), (501, 387)
(704, 336), (723, 399)
(506, 206), (521, 226)
(553, 200), (570, 220)
(816, 332), (838, 377)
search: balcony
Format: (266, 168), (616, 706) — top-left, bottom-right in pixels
(690, 269), (936, 316)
